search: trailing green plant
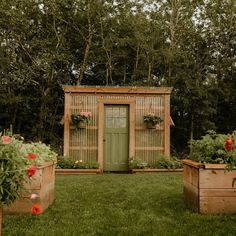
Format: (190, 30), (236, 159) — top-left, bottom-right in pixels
(0, 135), (58, 207)
(19, 141), (58, 165)
(150, 156), (183, 169)
(71, 112), (92, 125)
(143, 112), (163, 125)
(189, 130), (236, 164)
(57, 156), (99, 169)
(0, 141), (29, 206)
(129, 157), (148, 169)
(129, 156), (182, 169)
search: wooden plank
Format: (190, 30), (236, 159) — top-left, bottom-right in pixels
(164, 94), (170, 158)
(64, 93), (70, 156)
(97, 102), (104, 170)
(200, 197), (236, 214)
(183, 181), (199, 212)
(69, 146), (98, 150)
(132, 168), (183, 173)
(183, 165), (199, 187)
(97, 98), (136, 104)
(129, 101), (136, 159)
(135, 147), (164, 151)
(204, 163), (227, 169)
(200, 189), (236, 197)
(63, 86), (172, 95)
(55, 169), (101, 174)
(70, 126), (98, 130)
(182, 159), (204, 168)
(135, 126), (164, 131)
(199, 169), (236, 189)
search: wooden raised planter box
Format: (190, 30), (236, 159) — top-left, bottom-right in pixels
(4, 162), (55, 214)
(55, 168), (101, 175)
(183, 159), (236, 214)
(131, 168), (183, 173)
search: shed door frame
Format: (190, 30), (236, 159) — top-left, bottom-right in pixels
(98, 99), (135, 171)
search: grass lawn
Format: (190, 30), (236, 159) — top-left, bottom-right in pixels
(4, 173), (236, 236)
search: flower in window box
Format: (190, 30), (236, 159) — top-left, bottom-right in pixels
(71, 112), (92, 128)
(143, 112), (163, 129)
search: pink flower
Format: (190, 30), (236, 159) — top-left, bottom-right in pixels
(2, 136), (12, 144)
(27, 166), (37, 177)
(30, 193), (38, 200)
(31, 204), (42, 215)
(27, 153), (37, 160)
(80, 111), (92, 118)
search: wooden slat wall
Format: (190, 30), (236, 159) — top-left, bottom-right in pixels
(135, 96), (165, 163)
(69, 95), (98, 162)
(67, 94), (166, 163)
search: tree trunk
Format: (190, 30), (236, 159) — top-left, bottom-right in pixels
(100, 15), (113, 85)
(0, 207), (3, 236)
(189, 114), (194, 155)
(77, 1), (92, 85)
(131, 46), (140, 81)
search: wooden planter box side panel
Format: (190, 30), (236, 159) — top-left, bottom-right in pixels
(4, 162), (55, 214)
(200, 197), (236, 215)
(199, 169), (236, 214)
(39, 163), (55, 211)
(183, 164), (199, 212)
(183, 159), (236, 214)
(199, 169), (236, 189)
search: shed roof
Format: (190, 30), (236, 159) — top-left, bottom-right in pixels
(63, 86), (172, 95)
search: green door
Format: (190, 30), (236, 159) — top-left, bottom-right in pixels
(104, 105), (129, 171)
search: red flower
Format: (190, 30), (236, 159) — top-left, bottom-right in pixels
(27, 153), (37, 160)
(2, 136), (12, 144)
(27, 166), (37, 177)
(225, 135), (235, 152)
(31, 204), (42, 215)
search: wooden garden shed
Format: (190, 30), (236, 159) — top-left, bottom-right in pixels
(63, 86), (172, 172)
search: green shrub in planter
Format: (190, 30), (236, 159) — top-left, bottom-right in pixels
(57, 156), (99, 169)
(129, 156), (182, 169)
(0, 141), (29, 206)
(0, 136), (57, 206)
(189, 130), (236, 165)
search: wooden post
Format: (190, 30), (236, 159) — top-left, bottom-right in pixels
(97, 102), (104, 171)
(164, 94), (170, 158)
(64, 93), (70, 156)
(0, 207), (3, 236)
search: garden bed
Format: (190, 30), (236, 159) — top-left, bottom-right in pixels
(55, 168), (101, 175)
(131, 168), (183, 173)
(183, 159), (236, 214)
(4, 161), (55, 214)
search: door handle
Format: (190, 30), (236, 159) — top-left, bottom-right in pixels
(103, 139), (106, 142)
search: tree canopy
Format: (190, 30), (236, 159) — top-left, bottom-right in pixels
(0, 0), (235, 155)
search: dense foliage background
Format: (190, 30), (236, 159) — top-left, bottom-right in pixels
(0, 0), (235, 155)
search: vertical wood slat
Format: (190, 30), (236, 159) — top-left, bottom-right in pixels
(64, 93), (70, 156)
(164, 94), (170, 158)
(129, 101), (135, 159)
(98, 101), (104, 170)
